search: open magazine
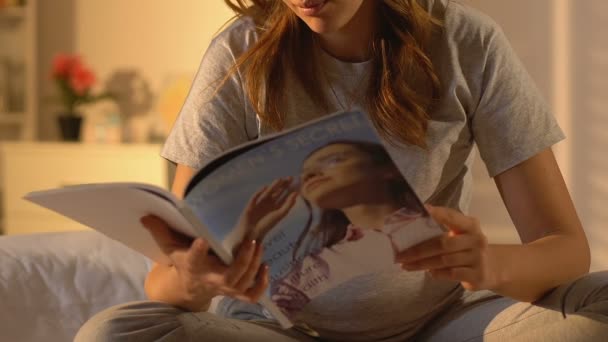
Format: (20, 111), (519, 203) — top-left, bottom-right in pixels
(25, 110), (446, 329)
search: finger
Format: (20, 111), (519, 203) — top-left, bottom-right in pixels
(273, 177), (297, 203)
(183, 238), (210, 274)
(268, 192), (298, 221)
(428, 267), (479, 288)
(225, 239), (258, 286)
(216, 282), (265, 303)
(270, 178), (291, 198)
(281, 191), (298, 212)
(214, 285), (250, 301)
(141, 215), (192, 256)
(402, 250), (478, 271)
(234, 242), (264, 292)
(245, 264), (270, 302)
(255, 180), (277, 204)
(425, 205), (480, 234)
(248, 186), (268, 206)
(268, 178), (283, 194)
(397, 234), (478, 264)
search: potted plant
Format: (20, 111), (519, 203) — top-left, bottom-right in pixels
(51, 53), (111, 141)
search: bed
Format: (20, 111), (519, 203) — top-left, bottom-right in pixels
(0, 231), (152, 342)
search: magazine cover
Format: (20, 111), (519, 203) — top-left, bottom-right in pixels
(183, 110), (445, 319)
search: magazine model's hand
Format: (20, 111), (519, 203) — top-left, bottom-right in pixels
(141, 215), (269, 311)
(238, 177), (299, 241)
(396, 205), (498, 291)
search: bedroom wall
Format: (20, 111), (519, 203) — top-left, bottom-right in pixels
(467, 0), (608, 271)
(567, 1), (608, 271)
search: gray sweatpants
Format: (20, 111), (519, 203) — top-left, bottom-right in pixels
(75, 272), (608, 341)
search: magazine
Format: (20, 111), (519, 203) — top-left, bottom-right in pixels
(24, 110), (447, 329)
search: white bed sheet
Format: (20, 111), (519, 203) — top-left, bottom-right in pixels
(0, 231), (152, 342)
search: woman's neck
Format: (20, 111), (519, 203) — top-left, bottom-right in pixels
(342, 204), (401, 230)
(316, 1), (378, 62)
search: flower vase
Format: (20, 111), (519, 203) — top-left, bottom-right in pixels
(58, 113), (83, 141)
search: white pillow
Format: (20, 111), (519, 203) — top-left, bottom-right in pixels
(0, 231), (152, 342)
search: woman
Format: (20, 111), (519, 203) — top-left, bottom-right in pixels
(76, 0), (608, 341)
(242, 140), (446, 317)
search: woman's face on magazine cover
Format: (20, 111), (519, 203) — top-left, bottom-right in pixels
(300, 143), (397, 209)
(281, 0), (369, 35)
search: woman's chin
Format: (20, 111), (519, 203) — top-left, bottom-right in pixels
(303, 19), (337, 35)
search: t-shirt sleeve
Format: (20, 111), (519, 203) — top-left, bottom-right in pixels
(470, 20), (565, 177)
(161, 34), (256, 169)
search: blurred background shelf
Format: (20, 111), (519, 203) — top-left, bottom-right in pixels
(0, 6), (26, 22)
(0, 6), (25, 16)
(0, 112), (23, 125)
(0, 0), (36, 141)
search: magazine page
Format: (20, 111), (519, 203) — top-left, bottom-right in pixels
(24, 183), (200, 265)
(182, 110), (446, 325)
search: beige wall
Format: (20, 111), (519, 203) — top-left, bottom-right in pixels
(569, 1), (608, 271)
(74, 0), (233, 97)
(467, 0), (608, 271)
(37, 0), (234, 140)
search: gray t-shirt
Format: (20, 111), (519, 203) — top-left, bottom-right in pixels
(161, 0), (564, 340)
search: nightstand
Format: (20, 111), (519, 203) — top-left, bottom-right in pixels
(0, 142), (169, 234)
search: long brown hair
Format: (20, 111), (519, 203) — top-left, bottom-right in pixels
(223, 0), (442, 148)
(293, 140), (423, 259)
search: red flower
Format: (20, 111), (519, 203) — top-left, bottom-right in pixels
(52, 53), (80, 79)
(50, 52), (107, 113)
(69, 63), (96, 96)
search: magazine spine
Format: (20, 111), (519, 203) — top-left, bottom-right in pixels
(177, 203), (233, 263)
(260, 296), (293, 329)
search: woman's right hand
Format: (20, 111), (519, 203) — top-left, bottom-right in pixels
(141, 215), (269, 312)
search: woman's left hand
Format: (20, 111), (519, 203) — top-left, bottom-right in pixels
(396, 205), (498, 291)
